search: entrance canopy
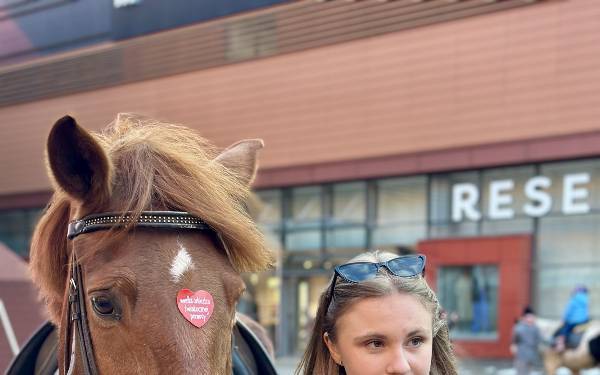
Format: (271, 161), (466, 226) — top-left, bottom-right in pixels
(0, 242), (29, 282)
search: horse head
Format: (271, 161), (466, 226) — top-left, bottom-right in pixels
(29, 114), (273, 374)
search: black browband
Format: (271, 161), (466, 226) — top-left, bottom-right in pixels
(63, 211), (212, 375)
(67, 211), (211, 240)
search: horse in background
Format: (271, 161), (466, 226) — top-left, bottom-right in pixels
(536, 317), (600, 374)
(27, 114), (274, 374)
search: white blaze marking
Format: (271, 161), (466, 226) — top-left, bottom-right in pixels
(170, 242), (195, 283)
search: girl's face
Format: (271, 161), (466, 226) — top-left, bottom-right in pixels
(324, 292), (433, 375)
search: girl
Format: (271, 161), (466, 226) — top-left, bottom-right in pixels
(296, 251), (457, 375)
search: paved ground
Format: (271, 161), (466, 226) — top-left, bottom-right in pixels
(274, 356), (600, 375)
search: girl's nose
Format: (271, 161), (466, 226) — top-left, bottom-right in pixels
(386, 346), (411, 374)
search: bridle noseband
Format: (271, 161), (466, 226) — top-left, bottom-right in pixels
(63, 211), (212, 375)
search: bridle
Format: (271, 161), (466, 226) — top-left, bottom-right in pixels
(62, 211), (212, 375)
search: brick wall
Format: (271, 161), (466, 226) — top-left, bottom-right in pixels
(1, 0), (599, 195)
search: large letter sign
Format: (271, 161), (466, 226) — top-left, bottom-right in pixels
(562, 173), (590, 215)
(451, 172), (591, 222)
(523, 176), (552, 217)
(488, 179), (515, 220)
(452, 183), (482, 222)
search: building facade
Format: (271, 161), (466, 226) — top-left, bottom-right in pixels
(254, 158), (600, 356)
(1, 0), (599, 358)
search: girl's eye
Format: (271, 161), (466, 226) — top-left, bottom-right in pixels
(408, 337), (424, 347)
(366, 340), (384, 349)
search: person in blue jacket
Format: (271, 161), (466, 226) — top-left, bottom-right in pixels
(554, 285), (590, 352)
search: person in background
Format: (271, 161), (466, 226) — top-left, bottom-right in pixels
(511, 306), (542, 375)
(455, 269), (473, 330)
(471, 268), (490, 333)
(554, 285), (590, 352)
(295, 251), (458, 375)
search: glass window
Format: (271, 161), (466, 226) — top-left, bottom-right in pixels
(325, 227), (366, 250)
(252, 189), (283, 249)
(239, 273), (280, 346)
(296, 276), (329, 352)
(255, 190), (282, 229)
(0, 208), (43, 257)
(438, 265), (499, 340)
(429, 176), (450, 228)
(480, 219), (533, 235)
(536, 265), (600, 319)
(285, 231), (321, 251)
(534, 160), (600, 318)
(540, 159), (600, 215)
(537, 214), (599, 266)
(330, 182), (366, 224)
(377, 177), (427, 224)
(288, 186), (322, 228)
(430, 172), (479, 238)
(481, 166), (536, 218)
(372, 177), (427, 247)
(225, 14), (277, 62)
(285, 186), (322, 251)
(480, 166), (535, 235)
(326, 182), (366, 249)
(536, 213), (600, 318)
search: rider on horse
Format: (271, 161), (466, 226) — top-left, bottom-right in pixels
(554, 285), (590, 352)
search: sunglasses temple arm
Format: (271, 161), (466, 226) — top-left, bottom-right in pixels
(324, 275), (338, 313)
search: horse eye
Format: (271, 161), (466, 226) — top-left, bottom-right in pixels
(91, 295), (115, 317)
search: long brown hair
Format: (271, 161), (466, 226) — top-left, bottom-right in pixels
(296, 251), (458, 375)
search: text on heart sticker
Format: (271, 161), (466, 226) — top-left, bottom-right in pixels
(176, 289), (214, 328)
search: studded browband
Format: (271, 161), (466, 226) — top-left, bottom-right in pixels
(67, 211), (211, 240)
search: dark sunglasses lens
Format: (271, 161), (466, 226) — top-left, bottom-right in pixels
(387, 256), (425, 277)
(337, 262), (378, 282)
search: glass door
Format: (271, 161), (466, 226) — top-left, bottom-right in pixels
(437, 264), (499, 339)
(296, 276), (329, 353)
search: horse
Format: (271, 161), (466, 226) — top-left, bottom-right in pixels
(536, 317), (600, 374)
(19, 114), (276, 374)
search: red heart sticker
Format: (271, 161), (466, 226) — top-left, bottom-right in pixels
(177, 289), (214, 328)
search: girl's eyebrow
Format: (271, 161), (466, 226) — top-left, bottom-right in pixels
(406, 328), (430, 337)
(353, 333), (386, 344)
(353, 327), (431, 343)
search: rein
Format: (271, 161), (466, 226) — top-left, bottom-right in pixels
(62, 211), (212, 375)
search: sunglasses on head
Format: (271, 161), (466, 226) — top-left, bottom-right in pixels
(324, 254), (426, 312)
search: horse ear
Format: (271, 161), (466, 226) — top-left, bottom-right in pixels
(215, 139), (264, 186)
(47, 115), (112, 204)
